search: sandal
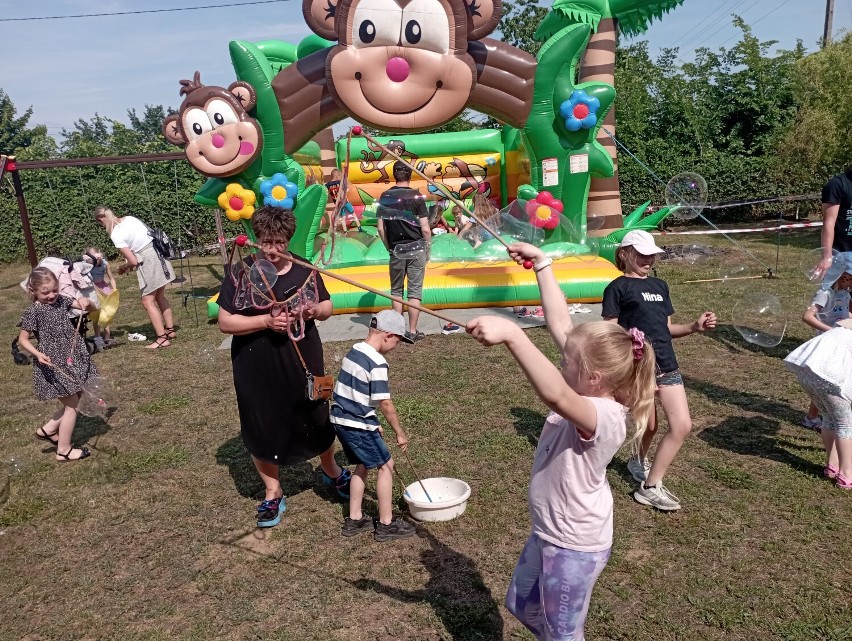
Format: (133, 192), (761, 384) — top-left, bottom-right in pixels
(35, 428), (59, 446)
(321, 467), (352, 499)
(56, 447), (91, 462)
(836, 472), (852, 490)
(164, 326), (176, 340)
(145, 333), (171, 349)
(824, 464), (839, 480)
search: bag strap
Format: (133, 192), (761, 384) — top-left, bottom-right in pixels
(291, 339), (312, 378)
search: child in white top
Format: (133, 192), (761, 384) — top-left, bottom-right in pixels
(785, 324), (852, 489)
(800, 265), (852, 431)
(467, 242), (657, 641)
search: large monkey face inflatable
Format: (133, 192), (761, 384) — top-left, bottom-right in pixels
(163, 74), (262, 178)
(304, 0), (501, 131)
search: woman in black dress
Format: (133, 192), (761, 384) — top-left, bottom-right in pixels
(218, 206), (350, 527)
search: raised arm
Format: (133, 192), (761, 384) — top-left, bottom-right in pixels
(507, 243), (573, 351)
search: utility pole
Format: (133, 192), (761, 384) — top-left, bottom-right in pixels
(824, 0), (835, 47)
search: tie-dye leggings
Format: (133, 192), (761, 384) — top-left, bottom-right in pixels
(505, 534), (611, 641)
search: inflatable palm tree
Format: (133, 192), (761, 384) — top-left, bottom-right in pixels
(537, 0), (686, 236)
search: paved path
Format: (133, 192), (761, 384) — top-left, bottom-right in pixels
(218, 303), (603, 348)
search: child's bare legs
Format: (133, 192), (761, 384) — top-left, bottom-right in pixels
(376, 458), (396, 525)
(348, 464), (368, 520)
(36, 405), (65, 440)
(645, 384), (692, 487)
(807, 401), (820, 420)
(821, 429), (839, 471)
(55, 393), (86, 460)
(836, 436), (852, 479)
(252, 457), (283, 501)
(635, 402), (660, 461)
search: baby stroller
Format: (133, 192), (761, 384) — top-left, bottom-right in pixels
(11, 256), (102, 365)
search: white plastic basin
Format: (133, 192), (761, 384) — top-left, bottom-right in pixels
(403, 477), (471, 522)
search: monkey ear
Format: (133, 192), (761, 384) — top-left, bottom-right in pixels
(303, 0), (339, 41)
(228, 81), (257, 112)
(163, 114), (186, 147)
(466, 0), (501, 41)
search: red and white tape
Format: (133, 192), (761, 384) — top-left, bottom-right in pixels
(654, 221), (823, 236)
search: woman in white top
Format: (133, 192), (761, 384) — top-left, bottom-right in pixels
(94, 206), (175, 349)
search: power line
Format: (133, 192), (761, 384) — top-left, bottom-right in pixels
(690, 0), (764, 50)
(0, 0), (287, 22)
(669, 0), (741, 49)
(717, 0), (792, 48)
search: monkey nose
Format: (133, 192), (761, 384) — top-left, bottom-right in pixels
(211, 133), (225, 148)
(386, 57), (410, 83)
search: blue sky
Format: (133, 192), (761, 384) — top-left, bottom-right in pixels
(2, 0), (850, 140)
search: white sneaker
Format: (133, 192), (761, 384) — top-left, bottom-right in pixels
(626, 457), (651, 482)
(634, 481), (681, 511)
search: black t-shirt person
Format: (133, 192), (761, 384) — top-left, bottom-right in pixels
(602, 275), (678, 373)
(821, 170), (852, 253)
(377, 185), (428, 249)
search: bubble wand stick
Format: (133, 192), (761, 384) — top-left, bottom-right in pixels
(235, 236), (464, 327)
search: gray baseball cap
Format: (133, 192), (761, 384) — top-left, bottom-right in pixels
(370, 310), (415, 343)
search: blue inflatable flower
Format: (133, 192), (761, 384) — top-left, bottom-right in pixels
(559, 90), (600, 132)
(260, 173), (298, 208)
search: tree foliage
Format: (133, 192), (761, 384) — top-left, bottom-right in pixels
(0, 90), (48, 156)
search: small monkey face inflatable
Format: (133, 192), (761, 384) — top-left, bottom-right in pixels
(304, 0), (500, 131)
(163, 73), (262, 178)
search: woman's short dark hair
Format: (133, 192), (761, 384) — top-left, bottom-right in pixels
(251, 206), (297, 242)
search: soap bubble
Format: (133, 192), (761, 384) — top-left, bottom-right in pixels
(732, 292), (787, 348)
(249, 259), (279, 293)
(376, 192), (426, 226)
(665, 173), (708, 221)
(800, 247), (846, 283)
(195, 345), (218, 365)
(678, 244), (710, 265)
(393, 239), (429, 259)
(78, 390), (108, 418)
(5, 456), (25, 476)
(84, 376), (113, 406)
(578, 236), (600, 262)
(720, 264), (751, 283)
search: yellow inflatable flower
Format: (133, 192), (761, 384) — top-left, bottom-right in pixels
(218, 183), (256, 221)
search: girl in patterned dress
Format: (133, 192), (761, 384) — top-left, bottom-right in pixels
(17, 267), (98, 462)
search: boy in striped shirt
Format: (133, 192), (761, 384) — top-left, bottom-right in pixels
(331, 310), (417, 541)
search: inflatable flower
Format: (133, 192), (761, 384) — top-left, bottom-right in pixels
(218, 183), (256, 221)
(559, 90), (600, 132)
(526, 201), (560, 229)
(259, 173), (298, 209)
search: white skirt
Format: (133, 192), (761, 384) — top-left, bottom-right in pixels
(134, 243), (174, 295)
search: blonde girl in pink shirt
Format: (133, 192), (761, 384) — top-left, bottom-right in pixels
(467, 242), (656, 640)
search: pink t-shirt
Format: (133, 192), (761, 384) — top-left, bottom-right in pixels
(528, 396), (627, 552)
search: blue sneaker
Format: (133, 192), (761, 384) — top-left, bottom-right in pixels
(256, 497), (286, 528)
(322, 467), (352, 499)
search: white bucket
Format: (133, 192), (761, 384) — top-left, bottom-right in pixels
(403, 477), (471, 522)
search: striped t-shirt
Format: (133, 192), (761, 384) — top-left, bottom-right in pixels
(330, 342), (390, 431)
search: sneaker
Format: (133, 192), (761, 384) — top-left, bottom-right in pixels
(374, 516), (417, 541)
(406, 331), (426, 343)
(515, 307), (530, 318)
(441, 323), (464, 335)
(801, 416), (823, 432)
(627, 457), (651, 483)
(321, 467), (352, 499)
(569, 303), (592, 314)
(529, 307), (544, 318)
(342, 515), (375, 537)
(634, 481), (681, 511)
(256, 497), (286, 528)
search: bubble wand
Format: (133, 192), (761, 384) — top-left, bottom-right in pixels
(235, 236), (465, 327)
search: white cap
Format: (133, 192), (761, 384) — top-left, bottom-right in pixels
(370, 310), (414, 343)
(618, 230), (664, 255)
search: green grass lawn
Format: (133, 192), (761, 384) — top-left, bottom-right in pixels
(0, 231), (850, 641)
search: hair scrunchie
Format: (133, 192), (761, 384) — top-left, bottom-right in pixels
(628, 327), (646, 361)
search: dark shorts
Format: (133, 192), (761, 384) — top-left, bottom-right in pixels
(334, 424), (391, 469)
(656, 369), (683, 387)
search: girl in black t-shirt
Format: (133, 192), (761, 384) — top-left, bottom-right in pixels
(602, 230), (716, 512)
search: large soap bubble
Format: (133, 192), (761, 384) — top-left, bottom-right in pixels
(249, 259), (279, 293)
(732, 292), (787, 347)
(665, 173), (708, 221)
(78, 390), (108, 418)
(376, 191), (426, 226)
(800, 247), (846, 283)
(720, 264), (751, 283)
(393, 239), (429, 259)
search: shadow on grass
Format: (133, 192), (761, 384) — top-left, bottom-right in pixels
(214, 437), (351, 503)
(683, 374), (802, 423)
(354, 528), (503, 641)
(697, 415), (821, 476)
(511, 407), (545, 448)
